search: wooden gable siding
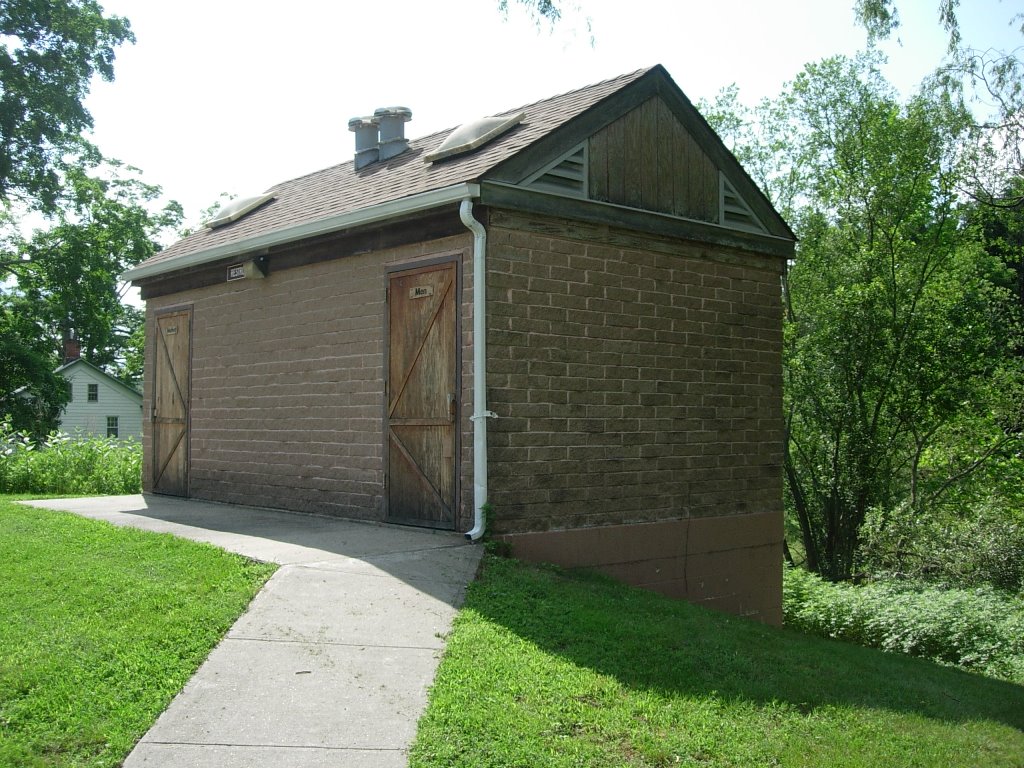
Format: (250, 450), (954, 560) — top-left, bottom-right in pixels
(588, 97), (718, 223)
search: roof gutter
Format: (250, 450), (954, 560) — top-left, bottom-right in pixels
(123, 182), (482, 282)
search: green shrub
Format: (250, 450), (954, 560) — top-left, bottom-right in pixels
(783, 566), (1024, 683)
(0, 418), (142, 495)
(858, 501), (1024, 592)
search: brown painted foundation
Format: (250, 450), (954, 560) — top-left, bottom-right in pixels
(496, 510), (783, 625)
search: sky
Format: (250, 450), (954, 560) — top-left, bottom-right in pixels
(82, 0), (1022, 230)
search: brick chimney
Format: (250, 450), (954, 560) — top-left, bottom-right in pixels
(62, 329), (81, 364)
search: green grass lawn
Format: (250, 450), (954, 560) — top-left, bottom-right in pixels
(5, 497), (1021, 768)
(410, 555), (1024, 768)
(0, 498), (277, 768)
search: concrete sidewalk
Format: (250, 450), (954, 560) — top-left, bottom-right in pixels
(23, 495), (483, 768)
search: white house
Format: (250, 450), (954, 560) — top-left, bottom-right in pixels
(56, 358), (143, 441)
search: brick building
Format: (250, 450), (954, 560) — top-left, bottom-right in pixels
(125, 66), (795, 622)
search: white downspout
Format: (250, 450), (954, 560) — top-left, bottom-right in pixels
(460, 198), (493, 541)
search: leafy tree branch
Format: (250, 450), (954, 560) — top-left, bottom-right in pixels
(0, 0), (133, 211)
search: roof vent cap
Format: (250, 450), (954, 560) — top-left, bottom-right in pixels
(348, 116), (380, 170)
(374, 106), (412, 161)
(426, 112), (525, 163)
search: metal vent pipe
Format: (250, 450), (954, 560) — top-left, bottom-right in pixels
(374, 107), (412, 161)
(348, 116), (379, 170)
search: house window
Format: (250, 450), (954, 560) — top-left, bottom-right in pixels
(67, 382), (73, 402)
(88, 384), (98, 402)
(106, 416), (119, 438)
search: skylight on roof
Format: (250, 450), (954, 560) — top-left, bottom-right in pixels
(425, 112), (525, 163)
(205, 192), (275, 229)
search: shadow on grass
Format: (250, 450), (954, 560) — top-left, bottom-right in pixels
(14, 494), (480, 609)
(468, 555), (1024, 733)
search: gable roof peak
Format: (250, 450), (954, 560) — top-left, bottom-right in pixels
(125, 64), (790, 284)
(55, 358), (143, 398)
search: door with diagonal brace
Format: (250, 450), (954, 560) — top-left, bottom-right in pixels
(385, 262), (458, 528)
(152, 307), (191, 496)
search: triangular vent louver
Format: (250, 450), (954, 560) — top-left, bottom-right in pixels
(719, 174), (767, 234)
(522, 143), (587, 198)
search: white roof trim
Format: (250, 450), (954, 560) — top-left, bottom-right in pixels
(123, 182), (482, 282)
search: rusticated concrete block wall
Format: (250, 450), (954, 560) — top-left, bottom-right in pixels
(142, 232), (476, 527)
(485, 211), (785, 621)
(141, 205), (786, 620)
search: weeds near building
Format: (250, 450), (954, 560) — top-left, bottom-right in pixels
(0, 418), (142, 495)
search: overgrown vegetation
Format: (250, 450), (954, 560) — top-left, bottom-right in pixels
(0, 499), (276, 768)
(706, 42), (1024, 585)
(0, 418), (142, 495)
(411, 555), (1024, 768)
(857, 502), (1024, 592)
(783, 566), (1024, 683)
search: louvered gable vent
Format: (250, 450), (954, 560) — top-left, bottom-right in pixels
(719, 173), (767, 234)
(522, 143), (587, 197)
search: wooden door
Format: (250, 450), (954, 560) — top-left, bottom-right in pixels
(386, 262), (458, 528)
(152, 308), (191, 496)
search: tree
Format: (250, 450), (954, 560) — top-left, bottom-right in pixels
(855, 0), (1023, 207)
(966, 176), (1024, 350)
(853, 0), (968, 50)
(0, 307), (68, 438)
(1, 163), (182, 433)
(714, 54), (1024, 580)
(854, 0), (1024, 50)
(497, 0), (562, 24)
(7, 165), (182, 369)
(0, 0), (133, 211)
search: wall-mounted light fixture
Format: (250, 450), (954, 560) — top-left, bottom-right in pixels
(226, 254), (269, 282)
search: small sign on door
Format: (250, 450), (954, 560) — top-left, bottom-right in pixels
(409, 285), (434, 299)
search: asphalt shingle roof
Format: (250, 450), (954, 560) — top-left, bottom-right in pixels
(138, 67), (654, 273)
